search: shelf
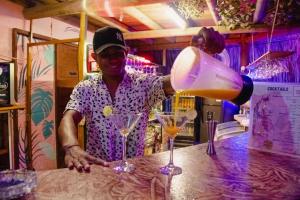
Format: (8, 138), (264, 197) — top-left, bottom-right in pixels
(186, 121), (194, 124)
(172, 95), (195, 98)
(148, 118), (158, 122)
(0, 105), (25, 112)
(172, 108), (194, 111)
(0, 149), (8, 155)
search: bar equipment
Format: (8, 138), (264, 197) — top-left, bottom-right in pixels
(171, 46), (253, 105)
(206, 111), (218, 155)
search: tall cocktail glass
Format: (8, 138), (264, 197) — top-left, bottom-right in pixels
(155, 111), (192, 175)
(110, 112), (142, 173)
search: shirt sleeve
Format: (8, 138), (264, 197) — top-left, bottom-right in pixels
(145, 75), (167, 110)
(64, 80), (92, 115)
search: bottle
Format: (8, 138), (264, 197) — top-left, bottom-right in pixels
(0, 63), (10, 106)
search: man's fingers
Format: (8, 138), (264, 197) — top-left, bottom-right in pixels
(79, 157), (91, 172)
(65, 146), (108, 172)
(73, 159), (83, 172)
(65, 155), (75, 170)
(86, 154), (109, 167)
(199, 27), (225, 54)
(67, 161), (74, 170)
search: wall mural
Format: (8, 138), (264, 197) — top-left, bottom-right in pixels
(16, 33), (56, 170)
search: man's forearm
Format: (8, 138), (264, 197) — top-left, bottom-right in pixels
(58, 111), (82, 148)
(162, 75), (175, 96)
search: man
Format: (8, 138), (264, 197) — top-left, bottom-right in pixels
(58, 26), (225, 172)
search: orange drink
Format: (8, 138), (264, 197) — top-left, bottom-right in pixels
(178, 89), (240, 101)
(164, 126), (180, 138)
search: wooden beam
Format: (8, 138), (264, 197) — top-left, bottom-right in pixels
(23, 0), (83, 19)
(0, 105), (25, 112)
(87, 12), (131, 32)
(205, 0), (220, 25)
(122, 0), (172, 6)
(133, 37), (243, 51)
(23, 0), (171, 20)
(123, 6), (162, 30)
(244, 27), (300, 43)
(135, 42), (189, 51)
(78, 11), (87, 149)
(240, 34), (249, 67)
(123, 6), (175, 43)
(26, 45), (33, 170)
(86, 0), (172, 11)
(78, 12), (86, 80)
(124, 26), (269, 40)
(162, 49), (166, 66)
(253, 0), (268, 23)
(28, 38), (80, 47)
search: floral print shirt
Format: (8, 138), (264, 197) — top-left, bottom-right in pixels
(65, 72), (166, 161)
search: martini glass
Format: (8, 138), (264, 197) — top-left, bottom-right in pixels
(155, 111), (193, 175)
(110, 112), (142, 173)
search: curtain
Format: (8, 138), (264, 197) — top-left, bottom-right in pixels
(222, 45), (241, 121)
(152, 50), (164, 75)
(166, 48), (182, 75)
(152, 50), (163, 65)
(226, 44), (241, 73)
(166, 45), (241, 74)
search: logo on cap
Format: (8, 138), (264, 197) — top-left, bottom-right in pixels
(116, 32), (123, 42)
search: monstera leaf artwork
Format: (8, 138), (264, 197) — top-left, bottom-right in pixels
(38, 142), (56, 160)
(31, 88), (53, 126)
(43, 120), (54, 139)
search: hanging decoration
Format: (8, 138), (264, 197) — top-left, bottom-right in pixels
(244, 58), (290, 79)
(168, 0), (206, 19)
(243, 0), (294, 80)
(217, 0), (256, 30)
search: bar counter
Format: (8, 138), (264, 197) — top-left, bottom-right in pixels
(26, 133), (300, 199)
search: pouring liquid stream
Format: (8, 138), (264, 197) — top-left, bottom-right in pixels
(163, 92), (181, 138)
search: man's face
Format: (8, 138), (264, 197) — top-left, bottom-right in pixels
(95, 46), (127, 77)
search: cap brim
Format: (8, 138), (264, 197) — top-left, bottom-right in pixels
(95, 44), (127, 54)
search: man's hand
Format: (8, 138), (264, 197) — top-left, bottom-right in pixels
(191, 27), (225, 55)
(64, 145), (109, 172)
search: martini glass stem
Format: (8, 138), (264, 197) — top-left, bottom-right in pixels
(122, 135), (127, 163)
(168, 138), (174, 166)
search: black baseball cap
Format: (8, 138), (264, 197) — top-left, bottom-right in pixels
(93, 26), (127, 54)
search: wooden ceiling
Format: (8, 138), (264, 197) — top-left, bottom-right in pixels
(9, 0), (300, 49)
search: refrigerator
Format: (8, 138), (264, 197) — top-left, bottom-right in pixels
(163, 96), (224, 147)
(198, 98), (223, 143)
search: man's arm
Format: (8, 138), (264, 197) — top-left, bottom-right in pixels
(58, 110), (82, 148)
(162, 75), (175, 96)
(58, 110), (109, 172)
